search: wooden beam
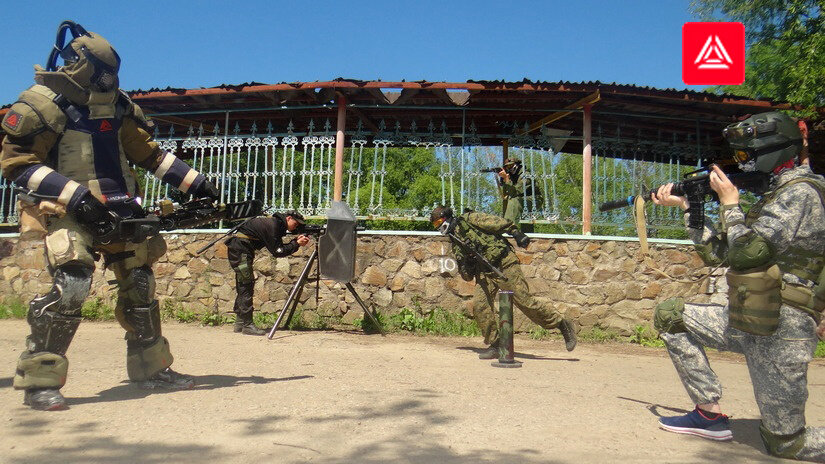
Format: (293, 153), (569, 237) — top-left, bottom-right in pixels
(582, 104), (593, 235)
(522, 90), (601, 134)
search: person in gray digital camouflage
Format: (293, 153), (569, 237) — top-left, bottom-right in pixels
(650, 112), (825, 461)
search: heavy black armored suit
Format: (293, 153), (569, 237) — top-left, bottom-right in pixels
(0, 21), (218, 410)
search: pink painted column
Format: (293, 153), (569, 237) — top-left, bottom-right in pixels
(333, 94), (347, 202)
(582, 104), (593, 235)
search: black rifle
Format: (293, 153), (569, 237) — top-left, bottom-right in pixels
(16, 187), (262, 244)
(598, 168), (770, 229)
(440, 222), (507, 280)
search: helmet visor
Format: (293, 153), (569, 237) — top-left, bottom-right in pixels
(723, 121), (778, 145)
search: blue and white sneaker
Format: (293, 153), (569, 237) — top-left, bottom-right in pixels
(659, 407), (733, 441)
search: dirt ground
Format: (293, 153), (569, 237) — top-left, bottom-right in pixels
(2, 320), (824, 464)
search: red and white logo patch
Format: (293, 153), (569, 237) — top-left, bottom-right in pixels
(682, 22), (745, 85)
(3, 111), (21, 130)
(99, 120), (113, 132)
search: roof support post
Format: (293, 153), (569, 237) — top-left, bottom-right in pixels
(333, 94), (347, 202)
(582, 104), (593, 235)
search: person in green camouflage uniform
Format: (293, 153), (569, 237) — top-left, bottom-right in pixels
(651, 112), (825, 461)
(497, 159), (526, 230)
(430, 206), (576, 357)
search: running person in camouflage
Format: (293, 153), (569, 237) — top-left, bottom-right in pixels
(430, 206), (576, 357)
(0, 21), (220, 410)
(651, 112), (825, 461)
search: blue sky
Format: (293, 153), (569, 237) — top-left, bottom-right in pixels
(1, 0), (706, 106)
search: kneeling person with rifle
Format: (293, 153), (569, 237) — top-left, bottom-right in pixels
(225, 211), (310, 335)
(430, 206), (577, 357)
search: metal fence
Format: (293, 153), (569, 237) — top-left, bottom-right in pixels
(0, 118), (711, 235)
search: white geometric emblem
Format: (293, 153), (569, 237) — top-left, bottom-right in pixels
(694, 35), (733, 69)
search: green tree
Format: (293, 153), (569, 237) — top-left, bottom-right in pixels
(692, 0), (824, 114)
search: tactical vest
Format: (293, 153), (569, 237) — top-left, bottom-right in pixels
(24, 85), (139, 204)
(729, 175), (825, 332)
(453, 214), (511, 267)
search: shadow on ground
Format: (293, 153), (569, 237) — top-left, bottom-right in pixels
(7, 436), (227, 464)
(68, 374), (313, 406)
(455, 346), (579, 362)
(0, 376), (12, 388)
(236, 387), (564, 464)
(620, 395), (778, 463)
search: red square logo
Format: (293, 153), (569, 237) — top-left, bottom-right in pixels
(682, 22), (745, 85)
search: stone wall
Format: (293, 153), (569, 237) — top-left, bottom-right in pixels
(0, 233), (717, 335)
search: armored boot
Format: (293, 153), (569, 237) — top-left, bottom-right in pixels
(234, 311), (267, 336)
(478, 342), (499, 360)
(23, 388), (67, 411)
(559, 319), (577, 352)
(137, 367), (194, 390)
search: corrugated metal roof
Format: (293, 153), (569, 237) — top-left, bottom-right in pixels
(2, 78), (822, 164)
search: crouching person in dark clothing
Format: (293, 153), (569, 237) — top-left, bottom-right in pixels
(225, 211), (310, 335)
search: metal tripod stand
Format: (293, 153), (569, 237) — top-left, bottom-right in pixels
(267, 247), (385, 338)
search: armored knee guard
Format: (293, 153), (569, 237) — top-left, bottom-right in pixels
(14, 265), (93, 390)
(760, 423), (807, 459)
(654, 297), (687, 334)
(123, 300), (162, 347)
(119, 265), (156, 308)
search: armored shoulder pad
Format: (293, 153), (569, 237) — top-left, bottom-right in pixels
(119, 91), (155, 132)
(2, 85), (66, 137)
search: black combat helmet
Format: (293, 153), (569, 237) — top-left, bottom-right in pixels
(723, 112), (803, 174)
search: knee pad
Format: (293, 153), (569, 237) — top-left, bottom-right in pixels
(26, 265), (92, 354)
(653, 297), (687, 334)
(234, 259), (253, 285)
(13, 351), (69, 390)
(127, 336), (173, 381)
(122, 300), (161, 347)
(760, 422), (806, 459)
(119, 265), (156, 306)
(29, 264), (93, 318)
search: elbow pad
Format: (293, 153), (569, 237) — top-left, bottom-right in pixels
(728, 232), (774, 271)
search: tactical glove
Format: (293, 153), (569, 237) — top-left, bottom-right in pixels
(512, 229), (531, 248)
(193, 179), (220, 201)
(72, 192), (120, 239)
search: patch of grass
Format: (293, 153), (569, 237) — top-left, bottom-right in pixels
(356, 309), (387, 334)
(630, 325), (665, 348)
(0, 298), (27, 319)
(364, 307), (480, 336)
(815, 341), (825, 358)
(201, 309), (232, 327)
(577, 326), (620, 343)
(529, 327), (551, 340)
(161, 299), (198, 323)
(80, 297), (115, 321)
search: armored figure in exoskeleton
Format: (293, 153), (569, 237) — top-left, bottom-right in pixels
(0, 21), (220, 411)
(651, 112), (825, 461)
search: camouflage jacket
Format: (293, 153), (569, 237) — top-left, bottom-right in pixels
(450, 211), (517, 268)
(688, 165), (825, 287)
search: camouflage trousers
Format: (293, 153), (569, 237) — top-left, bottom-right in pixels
(472, 253), (563, 346)
(661, 302), (825, 461)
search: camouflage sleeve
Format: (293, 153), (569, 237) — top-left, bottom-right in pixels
(726, 182), (822, 256)
(684, 211), (727, 266)
(465, 211), (516, 235)
(120, 116), (206, 195)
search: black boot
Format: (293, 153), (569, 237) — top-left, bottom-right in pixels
(23, 388), (67, 411)
(136, 367), (195, 390)
(234, 312), (267, 336)
(478, 343), (499, 360)
(559, 319), (577, 352)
